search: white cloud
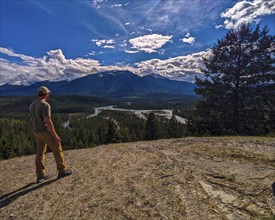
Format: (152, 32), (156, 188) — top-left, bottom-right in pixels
(0, 47), (212, 85)
(0, 48), (139, 85)
(0, 48), (97, 85)
(0, 47), (36, 62)
(126, 0), (226, 34)
(125, 50), (139, 54)
(220, 0), (275, 29)
(87, 51), (96, 56)
(215, 24), (224, 29)
(181, 33), (196, 45)
(92, 0), (106, 9)
(103, 45), (115, 49)
(112, 4), (122, 8)
(135, 50), (212, 81)
(128, 34), (172, 53)
(92, 38), (116, 49)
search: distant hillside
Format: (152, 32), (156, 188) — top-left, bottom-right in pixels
(0, 71), (196, 98)
(0, 95), (111, 113)
(0, 137), (274, 219)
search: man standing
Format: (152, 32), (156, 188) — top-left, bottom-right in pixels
(30, 86), (72, 183)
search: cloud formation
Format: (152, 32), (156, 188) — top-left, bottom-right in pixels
(92, 39), (116, 49)
(220, 0), (275, 29)
(0, 47), (209, 85)
(0, 48), (135, 85)
(181, 33), (196, 45)
(136, 50), (212, 81)
(128, 34), (172, 53)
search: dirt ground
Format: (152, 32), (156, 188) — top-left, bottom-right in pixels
(0, 137), (274, 220)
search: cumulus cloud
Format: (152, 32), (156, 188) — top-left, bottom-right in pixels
(136, 50), (212, 81)
(0, 48), (132, 85)
(0, 46), (211, 85)
(92, 38), (116, 49)
(220, 0), (275, 29)
(128, 34), (172, 53)
(181, 33), (196, 45)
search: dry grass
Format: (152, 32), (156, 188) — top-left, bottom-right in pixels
(0, 137), (274, 219)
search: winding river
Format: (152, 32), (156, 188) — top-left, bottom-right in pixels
(62, 105), (187, 128)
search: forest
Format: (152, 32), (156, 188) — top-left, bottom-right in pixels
(0, 24), (274, 160)
(0, 95), (189, 159)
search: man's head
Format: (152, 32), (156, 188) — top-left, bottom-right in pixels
(37, 86), (51, 100)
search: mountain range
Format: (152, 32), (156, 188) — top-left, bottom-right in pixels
(0, 71), (196, 98)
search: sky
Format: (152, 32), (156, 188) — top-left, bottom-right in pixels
(0, 0), (274, 86)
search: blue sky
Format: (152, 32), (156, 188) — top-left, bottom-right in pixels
(0, 0), (274, 85)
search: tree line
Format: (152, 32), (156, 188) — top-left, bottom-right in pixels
(0, 111), (186, 159)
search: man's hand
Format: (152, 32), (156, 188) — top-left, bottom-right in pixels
(44, 116), (61, 143)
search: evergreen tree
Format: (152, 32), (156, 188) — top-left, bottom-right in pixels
(119, 128), (131, 142)
(97, 127), (106, 145)
(194, 24), (275, 135)
(168, 115), (185, 138)
(145, 113), (160, 140)
(89, 130), (98, 146)
(106, 118), (119, 143)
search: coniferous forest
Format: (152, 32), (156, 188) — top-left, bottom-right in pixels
(0, 24), (274, 160)
(0, 96), (188, 159)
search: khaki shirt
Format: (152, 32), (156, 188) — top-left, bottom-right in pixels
(29, 99), (51, 133)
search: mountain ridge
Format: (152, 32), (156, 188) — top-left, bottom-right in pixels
(0, 71), (196, 98)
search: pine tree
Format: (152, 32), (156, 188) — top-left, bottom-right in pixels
(145, 113), (160, 140)
(106, 118), (119, 143)
(119, 128), (131, 142)
(168, 115), (184, 138)
(195, 24), (275, 135)
(97, 127), (106, 145)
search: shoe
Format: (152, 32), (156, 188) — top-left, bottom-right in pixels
(58, 170), (73, 179)
(37, 174), (51, 183)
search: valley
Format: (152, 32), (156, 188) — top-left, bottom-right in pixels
(63, 105), (187, 128)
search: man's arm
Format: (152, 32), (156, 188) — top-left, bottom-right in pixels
(44, 116), (61, 143)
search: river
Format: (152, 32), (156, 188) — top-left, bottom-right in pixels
(62, 105), (187, 128)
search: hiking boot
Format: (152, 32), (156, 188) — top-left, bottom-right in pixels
(58, 169), (73, 179)
(37, 174), (51, 183)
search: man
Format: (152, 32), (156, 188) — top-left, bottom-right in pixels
(30, 86), (72, 183)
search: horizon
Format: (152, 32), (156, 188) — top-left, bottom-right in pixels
(0, 0), (274, 86)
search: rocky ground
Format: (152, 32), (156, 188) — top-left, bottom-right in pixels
(0, 137), (275, 220)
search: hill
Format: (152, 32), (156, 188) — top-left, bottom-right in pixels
(0, 71), (196, 98)
(0, 137), (274, 219)
(0, 95), (112, 114)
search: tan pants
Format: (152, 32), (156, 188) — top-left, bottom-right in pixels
(34, 132), (67, 178)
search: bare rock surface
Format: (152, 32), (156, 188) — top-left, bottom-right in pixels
(0, 137), (274, 219)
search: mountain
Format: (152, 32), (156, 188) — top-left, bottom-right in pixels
(0, 137), (274, 219)
(0, 71), (196, 98)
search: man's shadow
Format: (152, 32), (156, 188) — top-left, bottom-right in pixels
(0, 178), (58, 209)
